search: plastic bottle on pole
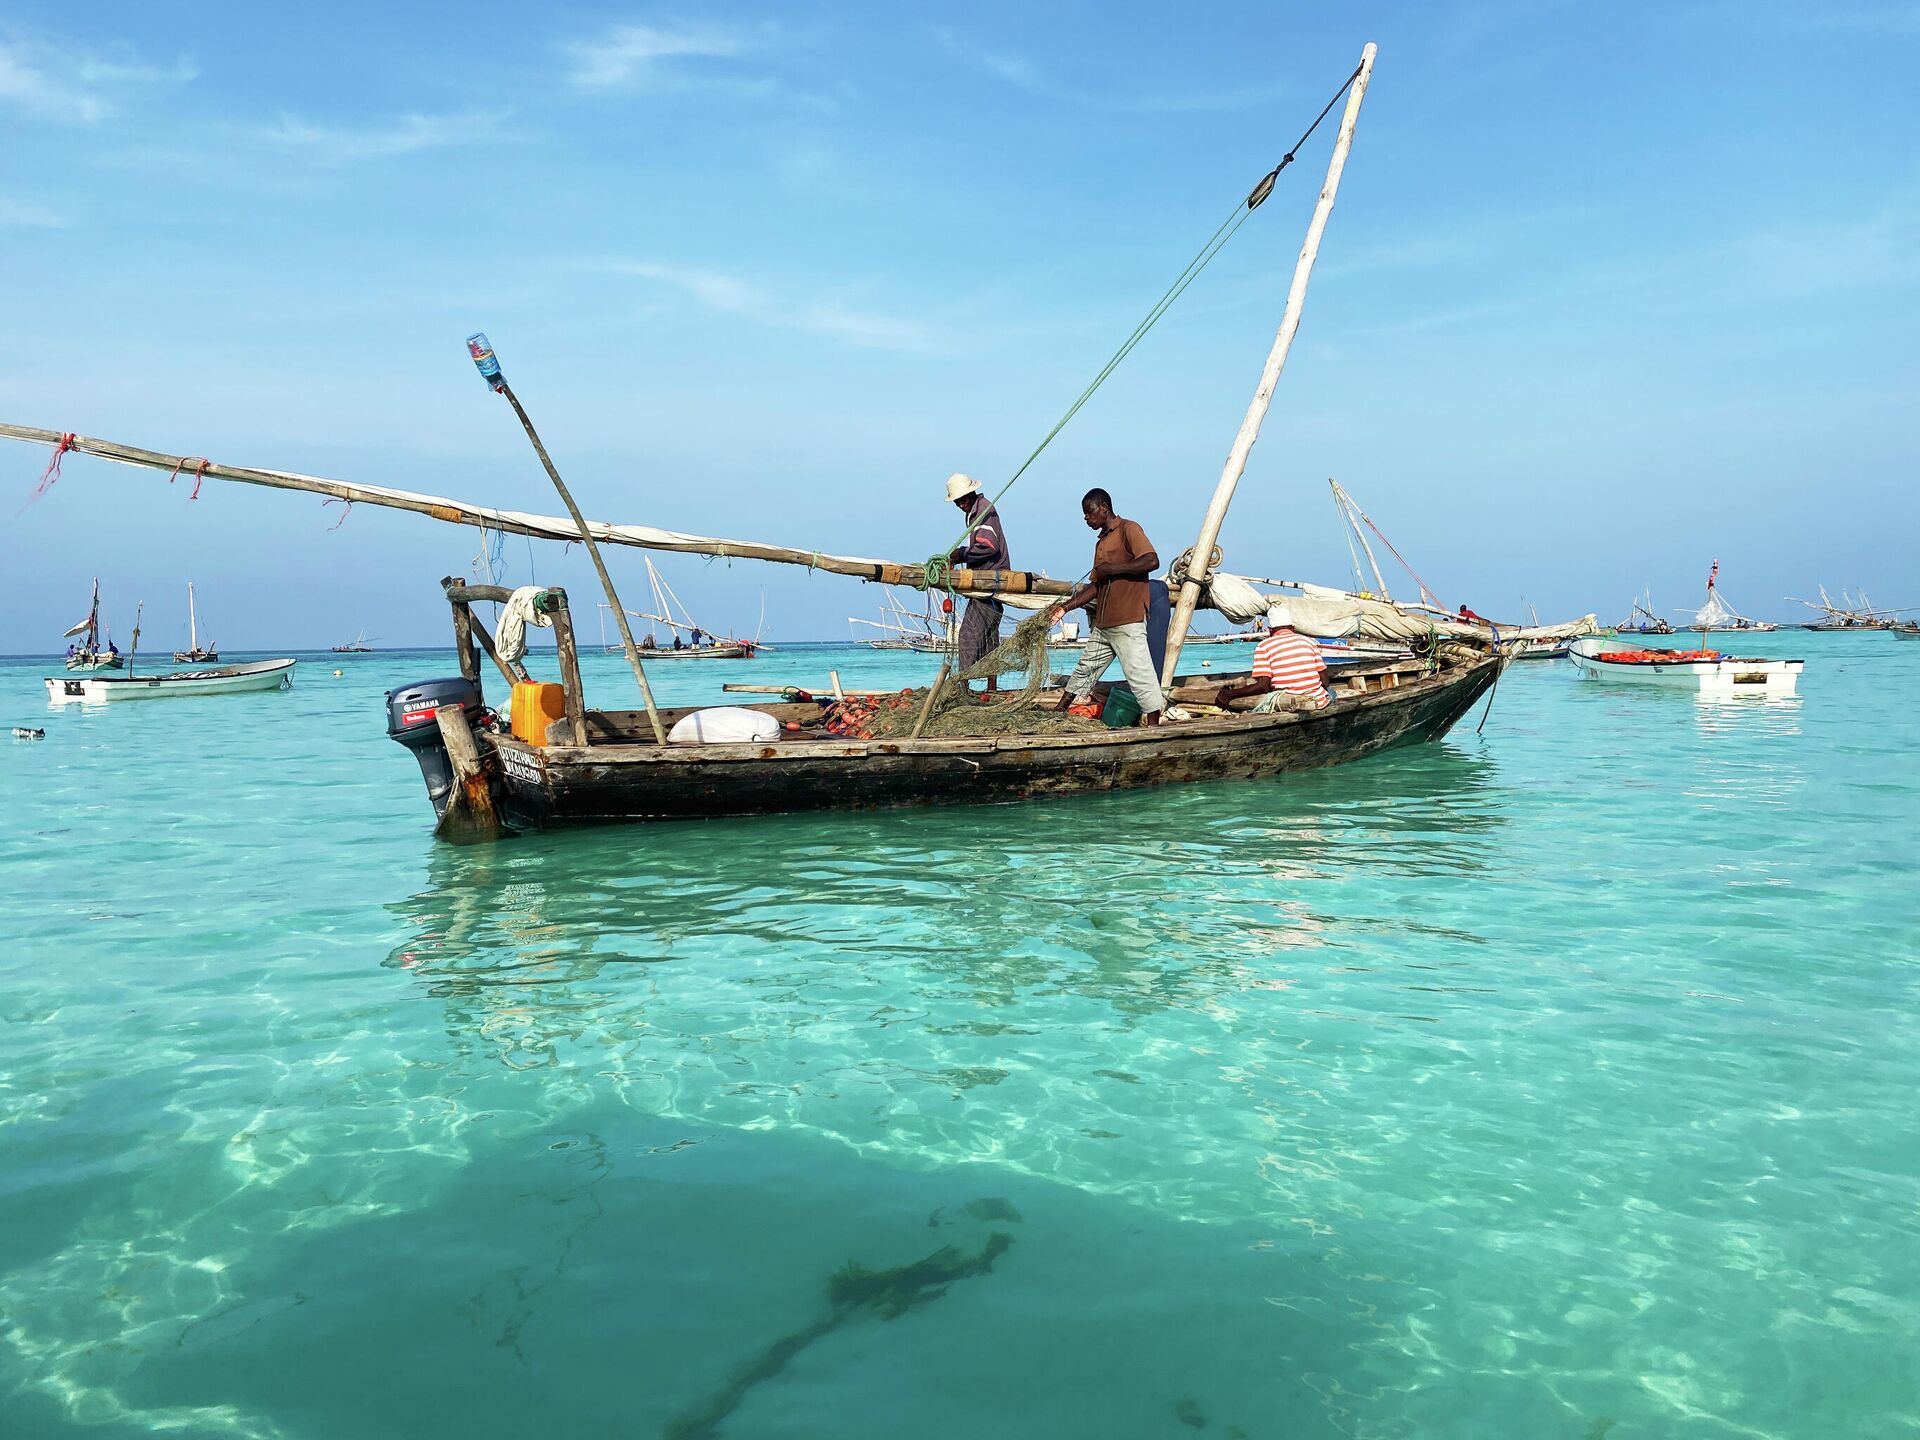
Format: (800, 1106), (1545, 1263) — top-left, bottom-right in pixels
(466, 333), (505, 392)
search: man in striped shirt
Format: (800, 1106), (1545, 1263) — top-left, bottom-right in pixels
(1220, 603), (1329, 711)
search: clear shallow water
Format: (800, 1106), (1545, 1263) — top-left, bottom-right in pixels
(2, 634), (1916, 1439)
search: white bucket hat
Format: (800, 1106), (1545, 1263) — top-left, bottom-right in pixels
(945, 472), (981, 502)
(1266, 602), (1292, 629)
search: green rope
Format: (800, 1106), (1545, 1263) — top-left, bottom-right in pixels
(935, 198), (1252, 571)
(932, 60), (1365, 576)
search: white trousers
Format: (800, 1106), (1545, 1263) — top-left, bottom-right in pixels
(1064, 622), (1165, 715)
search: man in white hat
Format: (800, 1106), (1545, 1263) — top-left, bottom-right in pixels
(943, 473), (1011, 690)
(1218, 602), (1330, 711)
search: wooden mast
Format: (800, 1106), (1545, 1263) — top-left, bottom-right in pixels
(1332, 479), (1391, 600)
(1161, 42), (1377, 686)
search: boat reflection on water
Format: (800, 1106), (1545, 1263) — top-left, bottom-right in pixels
(384, 746), (1508, 1067)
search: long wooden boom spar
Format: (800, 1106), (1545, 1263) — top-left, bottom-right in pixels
(0, 423), (1073, 602)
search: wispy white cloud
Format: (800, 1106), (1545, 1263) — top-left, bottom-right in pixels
(563, 20), (758, 90)
(255, 109), (512, 161)
(0, 194), (71, 228)
(934, 28), (1283, 113)
(596, 259), (934, 351)
(934, 30), (1043, 92)
(606, 261), (758, 312)
(0, 36), (194, 124)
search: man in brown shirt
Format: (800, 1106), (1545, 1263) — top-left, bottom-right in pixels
(1048, 488), (1166, 725)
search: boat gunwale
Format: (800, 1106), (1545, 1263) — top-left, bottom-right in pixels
(490, 656), (1498, 767)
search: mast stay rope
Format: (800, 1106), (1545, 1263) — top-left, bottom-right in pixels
(930, 60), (1367, 577)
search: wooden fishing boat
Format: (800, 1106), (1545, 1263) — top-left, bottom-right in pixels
(172, 581), (219, 663)
(1791, 586), (1898, 631)
(10, 43), (1493, 838)
(1568, 638), (1801, 696)
(331, 629), (375, 652)
(1615, 590), (1676, 636)
(45, 657), (297, 703)
(601, 558), (761, 659)
(1511, 637), (1570, 659)
(61, 578), (124, 670)
(850, 587), (961, 653)
(389, 582), (1501, 831)
(1681, 561), (1777, 632)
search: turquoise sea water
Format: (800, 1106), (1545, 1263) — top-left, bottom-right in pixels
(2, 634), (1916, 1439)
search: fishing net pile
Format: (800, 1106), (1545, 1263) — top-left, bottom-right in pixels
(829, 612), (1107, 740)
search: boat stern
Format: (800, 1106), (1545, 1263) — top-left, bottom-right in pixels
(385, 676), (487, 820)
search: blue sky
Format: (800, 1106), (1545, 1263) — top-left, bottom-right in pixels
(3, 1), (1917, 651)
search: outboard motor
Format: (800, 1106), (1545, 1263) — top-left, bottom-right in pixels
(386, 676), (485, 819)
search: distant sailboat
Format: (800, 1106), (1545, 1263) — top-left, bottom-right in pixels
(1684, 560), (1776, 633)
(848, 586), (959, 653)
(62, 578), (124, 670)
(1789, 585), (1895, 631)
(1616, 588), (1674, 635)
(173, 581), (219, 663)
(331, 628), (376, 653)
(600, 559), (758, 658)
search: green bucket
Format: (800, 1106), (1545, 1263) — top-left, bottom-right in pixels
(1100, 684), (1142, 729)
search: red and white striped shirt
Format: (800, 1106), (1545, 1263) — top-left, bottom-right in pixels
(1252, 628), (1329, 706)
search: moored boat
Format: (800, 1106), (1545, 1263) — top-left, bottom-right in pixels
(1568, 637), (1802, 696)
(62, 578), (124, 670)
(172, 581), (219, 663)
(606, 559), (761, 659)
(1789, 586), (1897, 631)
(388, 582), (1503, 831)
(1679, 560), (1777, 632)
(45, 657), (297, 703)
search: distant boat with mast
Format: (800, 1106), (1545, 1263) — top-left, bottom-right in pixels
(1615, 588), (1675, 636)
(62, 578), (124, 670)
(1322, 478), (1595, 657)
(600, 557), (757, 659)
(331, 629), (376, 653)
(849, 587), (959, 653)
(172, 581), (218, 663)
(1789, 586), (1897, 631)
(1684, 560), (1776, 632)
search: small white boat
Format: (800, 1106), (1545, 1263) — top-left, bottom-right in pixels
(1569, 638), (1802, 697)
(46, 657), (297, 703)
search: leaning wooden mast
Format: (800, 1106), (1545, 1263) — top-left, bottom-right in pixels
(1161, 41), (1377, 685)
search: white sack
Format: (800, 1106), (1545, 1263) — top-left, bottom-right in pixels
(667, 706), (782, 745)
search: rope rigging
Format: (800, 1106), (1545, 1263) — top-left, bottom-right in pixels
(930, 60), (1366, 585)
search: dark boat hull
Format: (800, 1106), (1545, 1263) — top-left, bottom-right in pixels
(479, 657), (1501, 829)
